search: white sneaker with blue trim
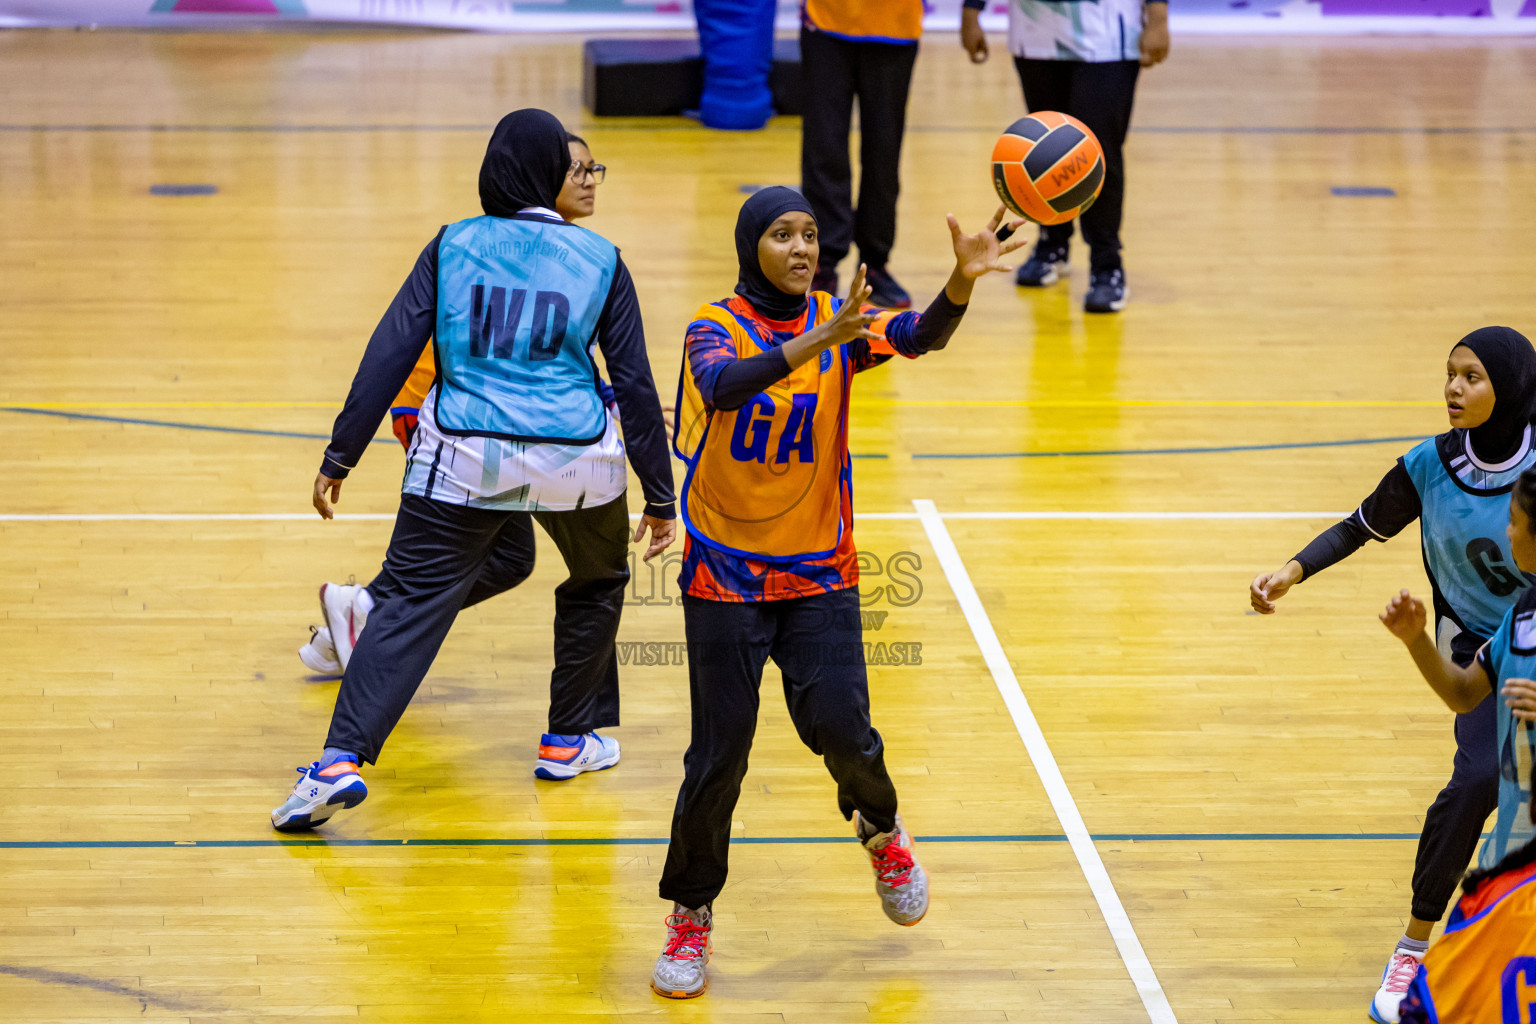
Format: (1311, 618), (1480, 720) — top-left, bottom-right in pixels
(534, 732), (620, 780)
(271, 760), (367, 832)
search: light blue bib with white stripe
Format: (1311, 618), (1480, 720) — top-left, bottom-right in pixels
(1402, 431), (1536, 638)
(1478, 598), (1536, 868)
(433, 215), (617, 444)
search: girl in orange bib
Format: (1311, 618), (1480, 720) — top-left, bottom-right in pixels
(649, 186), (1024, 998)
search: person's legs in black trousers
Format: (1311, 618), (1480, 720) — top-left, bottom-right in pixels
(530, 495), (632, 734)
(799, 28), (858, 278)
(367, 513), (536, 606)
(659, 596), (775, 910)
(467, 513), (538, 608)
(1013, 58), (1077, 256)
(850, 41), (918, 273)
(326, 495), (532, 765)
(1409, 691), (1500, 922)
(772, 588), (899, 832)
(659, 588), (902, 909)
(1065, 60), (1141, 273)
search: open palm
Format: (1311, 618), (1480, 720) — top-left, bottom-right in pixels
(949, 205), (1028, 279)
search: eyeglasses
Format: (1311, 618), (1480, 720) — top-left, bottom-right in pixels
(569, 161), (606, 185)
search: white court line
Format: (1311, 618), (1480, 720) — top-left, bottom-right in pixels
(913, 497), (1179, 1024)
(0, 513), (396, 522)
(0, 510), (1346, 523)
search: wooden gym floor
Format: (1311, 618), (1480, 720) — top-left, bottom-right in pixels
(2, 25), (1535, 1023)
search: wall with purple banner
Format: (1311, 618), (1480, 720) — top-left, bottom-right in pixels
(3, 0), (1533, 34)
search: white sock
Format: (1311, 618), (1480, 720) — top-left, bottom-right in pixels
(355, 588), (375, 615)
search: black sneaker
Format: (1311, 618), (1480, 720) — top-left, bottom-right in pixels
(865, 265), (912, 309)
(1015, 243), (1069, 287)
(1084, 268), (1127, 313)
(812, 263), (838, 295)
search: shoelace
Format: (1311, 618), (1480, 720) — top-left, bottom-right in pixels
(662, 915), (709, 961)
(869, 837), (915, 887)
(1383, 952), (1420, 993)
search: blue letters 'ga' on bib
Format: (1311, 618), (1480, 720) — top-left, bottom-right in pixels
(433, 215), (617, 444)
(1402, 436), (1536, 639)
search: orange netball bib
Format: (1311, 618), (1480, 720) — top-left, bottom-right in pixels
(675, 293), (849, 562)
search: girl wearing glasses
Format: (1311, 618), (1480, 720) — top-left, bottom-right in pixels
(287, 121), (669, 798)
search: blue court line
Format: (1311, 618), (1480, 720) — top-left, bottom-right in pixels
(0, 405), (886, 457)
(0, 406), (394, 445)
(2, 124), (1534, 136)
(915, 434), (1428, 459)
(0, 832), (1432, 850)
(0, 407), (1424, 459)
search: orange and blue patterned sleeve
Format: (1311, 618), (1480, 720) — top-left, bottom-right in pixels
(684, 318), (740, 407)
(849, 291), (968, 374)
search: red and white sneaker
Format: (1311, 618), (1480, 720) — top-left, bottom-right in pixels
(298, 625), (342, 676)
(650, 903), (712, 998)
(856, 811), (929, 926)
(318, 582), (370, 673)
(1368, 948), (1424, 1023)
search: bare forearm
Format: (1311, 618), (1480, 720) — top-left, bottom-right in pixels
(1405, 631), (1484, 712)
(944, 265), (975, 306)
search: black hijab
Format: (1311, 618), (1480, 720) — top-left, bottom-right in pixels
(1454, 326), (1536, 464)
(733, 186), (816, 322)
(479, 109), (569, 218)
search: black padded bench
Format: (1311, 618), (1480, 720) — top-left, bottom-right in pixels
(582, 37), (802, 118)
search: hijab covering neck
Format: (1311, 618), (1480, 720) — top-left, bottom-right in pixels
(733, 186), (815, 322)
(479, 109), (569, 219)
(1454, 326), (1536, 465)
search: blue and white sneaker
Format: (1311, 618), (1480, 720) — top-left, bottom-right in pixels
(1015, 242), (1069, 287)
(270, 760), (367, 832)
(534, 732), (620, 780)
(1084, 268), (1128, 313)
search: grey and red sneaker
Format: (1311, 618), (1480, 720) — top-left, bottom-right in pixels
(856, 811), (929, 926)
(651, 903), (712, 999)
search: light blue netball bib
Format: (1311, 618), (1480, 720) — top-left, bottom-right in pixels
(1402, 434), (1536, 638)
(433, 215), (617, 444)
(1478, 600), (1536, 868)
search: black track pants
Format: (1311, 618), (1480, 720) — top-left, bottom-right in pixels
(658, 587), (900, 909)
(799, 29), (918, 269)
(1014, 57), (1141, 272)
(328, 492), (630, 763)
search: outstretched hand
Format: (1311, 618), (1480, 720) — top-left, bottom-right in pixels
(821, 263), (879, 346)
(949, 206), (1029, 279)
(1379, 589), (1428, 644)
